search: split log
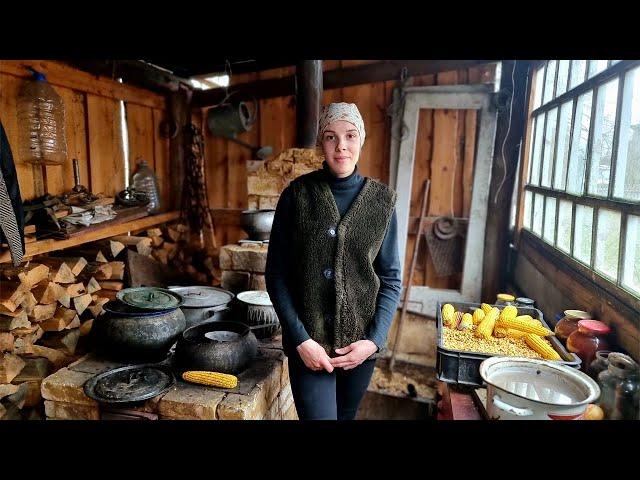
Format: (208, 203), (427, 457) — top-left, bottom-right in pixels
(79, 319), (94, 336)
(0, 352), (25, 383)
(38, 257), (87, 276)
(12, 357), (50, 383)
(86, 277), (101, 294)
(152, 249), (168, 264)
(109, 261), (125, 280)
(40, 307), (79, 332)
(110, 235), (153, 256)
(163, 242), (178, 259)
(72, 294), (93, 316)
(2, 382), (28, 409)
(94, 289), (117, 301)
(19, 292), (38, 316)
(78, 262), (113, 281)
(146, 228), (163, 237)
(95, 250), (108, 263)
(0, 263), (50, 289)
(125, 249), (169, 287)
(64, 239), (126, 260)
(12, 327), (44, 355)
(40, 329), (81, 356)
(87, 297), (109, 318)
(65, 315), (81, 330)
(150, 236), (164, 248)
(65, 282), (87, 298)
(0, 310), (30, 331)
(0, 384), (19, 400)
(166, 227), (182, 242)
(27, 303), (58, 323)
(0, 332), (14, 352)
(48, 262), (76, 284)
(98, 281), (123, 291)
(28, 345), (70, 370)
(31, 282), (70, 308)
(0, 281), (29, 313)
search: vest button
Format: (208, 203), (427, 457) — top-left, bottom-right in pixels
(323, 268), (334, 280)
(327, 226), (337, 237)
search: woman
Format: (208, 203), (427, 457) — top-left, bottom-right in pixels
(265, 102), (402, 420)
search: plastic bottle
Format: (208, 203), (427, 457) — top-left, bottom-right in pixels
(16, 67), (67, 165)
(131, 159), (161, 213)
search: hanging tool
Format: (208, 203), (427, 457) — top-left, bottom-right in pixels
(389, 179), (430, 372)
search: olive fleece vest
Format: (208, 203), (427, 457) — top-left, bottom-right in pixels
(290, 170), (397, 356)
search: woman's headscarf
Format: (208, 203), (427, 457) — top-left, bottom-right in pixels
(317, 102), (366, 147)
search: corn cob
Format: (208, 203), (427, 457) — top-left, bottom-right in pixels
(472, 308), (485, 325)
(524, 334), (562, 360)
(497, 315), (553, 336)
(481, 303), (493, 315)
(182, 371), (238, 389)
(475, 307), (500, 339)
(441, 304), (455, 327)
(448, 311), (463, 329)
(499, 305), (519, 322)
(493, 326), (528, 339)
(458, 313), (473, 330)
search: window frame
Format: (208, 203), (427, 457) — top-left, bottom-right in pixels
(516, 59), (640, 311)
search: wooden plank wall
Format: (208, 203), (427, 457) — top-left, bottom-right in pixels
(200, 61), (496, 284)
(0, 60), (170, 209)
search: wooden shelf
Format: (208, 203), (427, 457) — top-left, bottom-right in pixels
(0, 211), (180, 263)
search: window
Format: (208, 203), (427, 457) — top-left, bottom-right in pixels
(520, 60), (640, 300)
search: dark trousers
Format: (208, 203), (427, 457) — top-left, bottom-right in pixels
(287, 353), (376, 420)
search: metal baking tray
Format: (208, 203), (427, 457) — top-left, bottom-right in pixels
(436, 301), (581, 387)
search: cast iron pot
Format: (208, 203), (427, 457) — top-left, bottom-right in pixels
(91, 300), (187, 362)
(168, 286), (235, 328)
(241, 209), (275, 241)
(174, 320), (258, 374)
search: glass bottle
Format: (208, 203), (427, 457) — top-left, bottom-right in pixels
(566, 320), (611, 372)
(587, 350), (612, 380)
(597, 353), (640, 420)
(555, 309), (591, 343)
(131, 158), (161, 214)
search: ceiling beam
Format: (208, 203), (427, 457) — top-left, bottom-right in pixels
(192, 59), (496, 108)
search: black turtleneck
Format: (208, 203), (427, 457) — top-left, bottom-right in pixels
(265, 162), (402, 356)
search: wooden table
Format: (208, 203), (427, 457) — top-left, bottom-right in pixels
(436, 382), (488, 420)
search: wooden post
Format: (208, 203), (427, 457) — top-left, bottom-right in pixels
(168, 84), (193, 210)
(295, 61), (323, 148)
(481, 60), (531, 302)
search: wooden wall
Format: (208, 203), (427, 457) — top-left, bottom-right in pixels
(198, 61), (496, 283)
(0, 61), (170, 208)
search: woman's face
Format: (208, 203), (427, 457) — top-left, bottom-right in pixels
(321, 120), (361, 178)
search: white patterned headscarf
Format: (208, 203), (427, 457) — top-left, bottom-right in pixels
(317, 102), (366, 147)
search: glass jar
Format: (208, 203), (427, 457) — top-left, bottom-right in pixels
(131, 159), (161, 214)
(587, 350), (612, 380)
(495, 293), (516, 307)
(597, 353), (640, 420)
(515, 297), (535, 309)
(555, 309), (591, 343)
(567, 320), (611, 372)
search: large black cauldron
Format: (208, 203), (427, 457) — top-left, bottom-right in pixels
(174, 321), (258, 374)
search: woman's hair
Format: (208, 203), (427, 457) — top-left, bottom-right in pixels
(317, 102), (366, 147)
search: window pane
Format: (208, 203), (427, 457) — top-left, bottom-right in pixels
(554, 101), (574, 190)
(556, 60), (570, 97)
(573, 204), (594, 265)
(557, 200), (573, 254)
(595, 209), (621, 280)
(588, 60), (608, 79)
(622, 215), (640, 295)
(567, 91), (593, 195)
(533, 193), (544, 236)
(588, 78), (619, 197)
(534, 66), (545, 110)
(529, 113), (545, 185)
(543, 196), (557, 244)
(523, 190), (532, 229)
(541, 107), (558, 187)
(570, 60), (587, 89)
(614, 66), (640, 201)
(543, 60), (557, 104)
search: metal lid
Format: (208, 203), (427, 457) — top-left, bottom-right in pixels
(168, 286), (234, 308)
(516, 297), (535, 305)
(236, 290), (272, 306)
(497, 293), (515, 301)
(116, 287), (183, 310)
(578, 319), (611, 334)
(83, 364), (175, 403)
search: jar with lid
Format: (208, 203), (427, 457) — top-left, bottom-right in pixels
(495, 293), (516, 307)
(515, 297), (535, 309)
(566, 320), (611, 372)
(597, 353), (640, 420)
(555, 309), (591, 343)
(131, 158), (161, 214)
(587, 350), (612, 380)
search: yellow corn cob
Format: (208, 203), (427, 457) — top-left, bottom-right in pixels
(458, 313), (473, 330)
(497, 315), (553, 336)
(524, 334), (562, 360)
(441, 304), (455, 326)
(493, 326), (528, 339)
(475, 307), (500, 339)
(499, 305), (518, 322)
(448, 311), (463, 329)
(481, 303), (493, 315)
(182, 371), (238, 389)
(472, 308), (485, 325)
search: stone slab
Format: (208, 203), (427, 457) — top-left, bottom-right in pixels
(41, 367), (98, 406)
(44, 400), (100, 420)
(157, 381), (227, 420)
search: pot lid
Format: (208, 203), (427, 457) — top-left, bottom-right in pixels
(516, 297), (535, 305)
(578, 319), (611, 334)
(116, 287), (183, 310)
(103, 300), (174, 316)
(168, 286), (234, 308)
(236, 290), (272, 306)
(83, 364), (175, 403)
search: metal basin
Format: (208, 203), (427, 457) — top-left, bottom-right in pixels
(241, 209), (275, 241)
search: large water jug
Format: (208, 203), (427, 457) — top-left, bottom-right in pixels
(131, 158), (161, 213)
(16, 67), (68, 165)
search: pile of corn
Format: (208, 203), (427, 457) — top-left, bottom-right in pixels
(441, 303), (561, 360)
